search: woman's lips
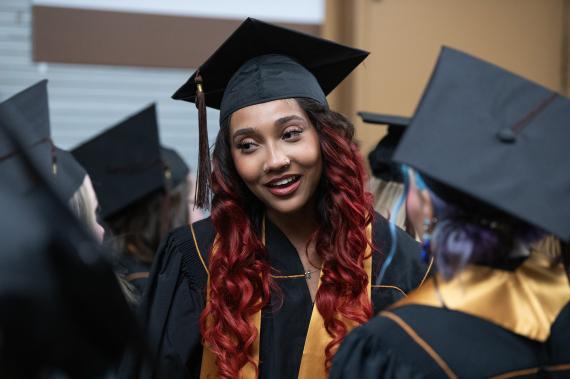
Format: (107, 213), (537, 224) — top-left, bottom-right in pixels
(265, 175), (302, 197)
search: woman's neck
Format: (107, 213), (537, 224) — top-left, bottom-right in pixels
(266, 203), (318, 255)
(266, 202), (322, 302)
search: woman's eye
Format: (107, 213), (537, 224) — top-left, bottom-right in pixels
(283, 129), (303, 141)
(237, 140), (258, 153)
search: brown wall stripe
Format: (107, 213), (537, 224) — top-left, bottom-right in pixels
(32, 5), (321, 69)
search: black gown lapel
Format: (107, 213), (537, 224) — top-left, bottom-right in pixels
(259, 220), (314, 379)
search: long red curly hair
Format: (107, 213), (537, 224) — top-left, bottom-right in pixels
(200, 98), (374, 378)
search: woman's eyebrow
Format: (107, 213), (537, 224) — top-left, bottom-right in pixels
(232, 127), (256, 142)
(274, 115), (305, 126)
(231, 115), (305, 142)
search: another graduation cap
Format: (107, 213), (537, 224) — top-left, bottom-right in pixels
(0, 80), (53, 195)
(0, 80), (85, 200)
(172, 17), (369, 208)
(394, 47), (570, 241)
(161, 146), (190, 189)
(359, 112), (410, 182)
(72, 104), (165, 220)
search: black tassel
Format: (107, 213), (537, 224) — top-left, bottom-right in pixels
(194, 71), (211, 209)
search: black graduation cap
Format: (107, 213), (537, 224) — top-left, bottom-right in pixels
(393, 47), (570, 241)
(359, 112), (410, 182)
(72, 104), (165, 220)
(172, 17), (369, 208)
(0, 80), (53, 195)
(161, 145), (189, 189)
(0, 80), (85, 200)
(0, 114), (144, 378)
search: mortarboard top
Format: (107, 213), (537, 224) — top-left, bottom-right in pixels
(0, 80), (51, 143)
(0, 80), (52, 195)
(393, 47), (570, 242)
(0, 80), (85, 199)
(172, 17), (369, 208)
(359, 112), (410, 183)
(172, 17), (369, 118)
(161, 145), (190, 189)
(0, 118), (140, 378)
(72, 104), (165, 220)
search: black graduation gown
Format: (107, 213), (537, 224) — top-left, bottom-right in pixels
(330, 254), (570, 379)
(121, 211), (427, 379)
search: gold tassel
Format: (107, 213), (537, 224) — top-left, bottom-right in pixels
(194, 71), (211, 209)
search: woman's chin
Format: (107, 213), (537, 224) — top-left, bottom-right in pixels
(265, 197), (310, 217)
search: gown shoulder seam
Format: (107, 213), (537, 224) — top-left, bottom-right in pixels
(418, 257), (435, 287)
(371, 284), (407, 297)
(380, 311), (457, 379)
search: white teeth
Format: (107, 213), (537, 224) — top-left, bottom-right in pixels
(271, 176), (296, 186)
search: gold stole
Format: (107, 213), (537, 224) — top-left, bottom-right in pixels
(200, 223), (372, 379)
(395, 251), (570, 342)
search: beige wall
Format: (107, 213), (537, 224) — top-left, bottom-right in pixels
(324, 0), (566, 169)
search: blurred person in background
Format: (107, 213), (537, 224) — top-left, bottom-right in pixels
(0, 80), (105, 242)
(73, 105), (191, 302)
(331, 47), (570, 378)
(0, 79), (143, 379)
(359, 112), (417, 238)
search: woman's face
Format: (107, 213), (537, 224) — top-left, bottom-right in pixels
(84, 175), (105, 243)
(229, 99), (323, 216)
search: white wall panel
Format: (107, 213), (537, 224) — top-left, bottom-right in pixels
(0, 0), (220, 171)
(32, 0), (324, 23)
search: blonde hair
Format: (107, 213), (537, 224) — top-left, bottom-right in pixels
(68, 176), (99, 233)
(67, 178), (138, 304)
(369, 177), (406, 228)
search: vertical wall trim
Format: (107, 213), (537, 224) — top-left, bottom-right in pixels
(561, 0), (570, 95)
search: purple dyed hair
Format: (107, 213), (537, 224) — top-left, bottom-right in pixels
(428, 191), (544, 279)
(378, 166), (545, 282)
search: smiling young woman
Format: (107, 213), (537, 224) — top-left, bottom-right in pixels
(122, 19), (431, 379)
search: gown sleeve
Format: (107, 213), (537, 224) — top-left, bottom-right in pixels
(119, 221), (212, 379)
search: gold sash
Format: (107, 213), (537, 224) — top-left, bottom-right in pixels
(395, 251), (570, 342)
(200, 223), (372, 378)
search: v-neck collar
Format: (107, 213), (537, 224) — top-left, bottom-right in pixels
(265, 218), (314, 300)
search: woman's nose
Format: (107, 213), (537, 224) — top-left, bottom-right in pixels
(263, 148), (291, 174)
